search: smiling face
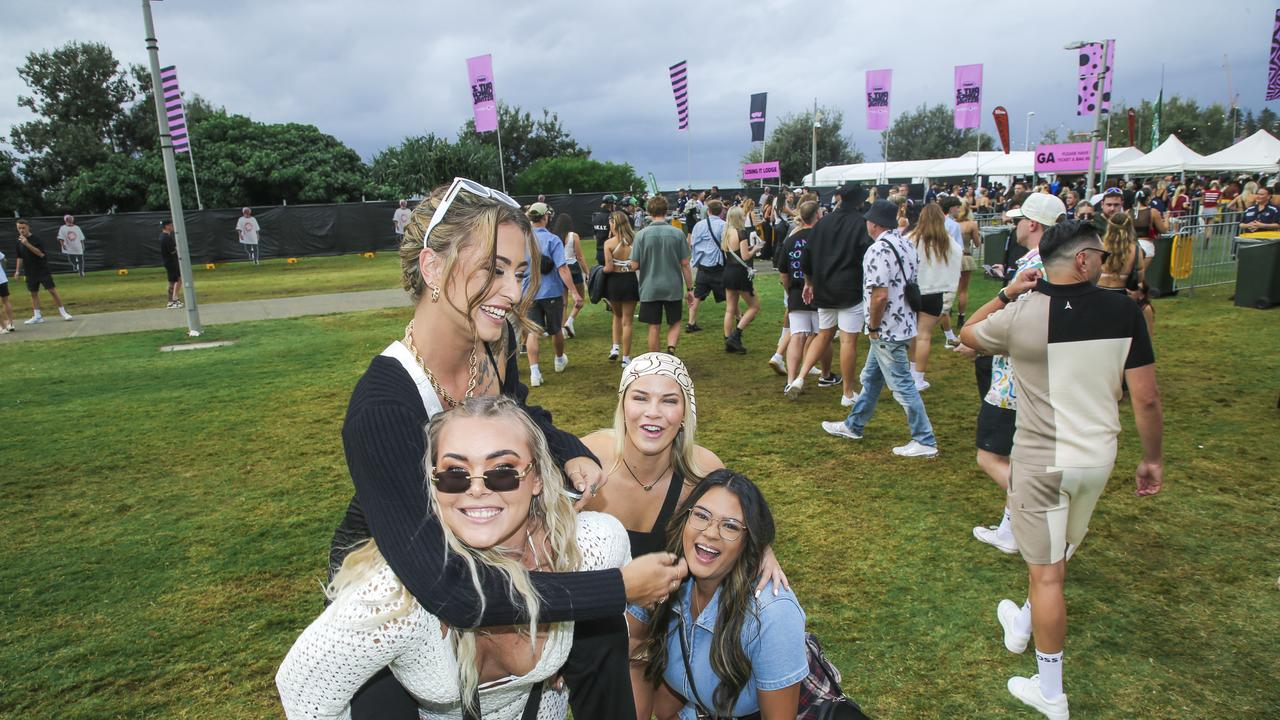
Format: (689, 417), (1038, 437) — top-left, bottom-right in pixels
(682, 486), (746, 586)
(622, 375), (685, 457)
(432, 415), (542, 553)
(424, 221), (529, 345)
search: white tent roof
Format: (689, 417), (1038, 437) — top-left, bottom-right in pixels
(1106, 135), (1206, 175)
(1184, 130), (1280, 173)
(803, 146), (1154, 186)
(978, 151), (1037, 176)
(925, 151), (1010, 178)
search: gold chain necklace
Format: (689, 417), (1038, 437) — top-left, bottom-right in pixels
(402, 320), (478, 408)
(622, 455), (671, 492)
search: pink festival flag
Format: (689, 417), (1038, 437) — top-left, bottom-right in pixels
(953, 64), (983, 130)
(466, 54), (498, 133)
(1076, 41), (1115, 116)
(866, 69), (892, 130)
(159, 66), (190, 154)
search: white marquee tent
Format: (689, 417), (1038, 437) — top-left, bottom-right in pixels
(803, 146), (1147, 186)
(1183, 130), (1280, 174)
(1105, 135), (1206, 175)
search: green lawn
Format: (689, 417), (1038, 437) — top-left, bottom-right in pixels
(1, 266), (1277, 718)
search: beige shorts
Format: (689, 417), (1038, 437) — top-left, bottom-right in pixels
(1008, 461), (1114, 565)
(961, 254), (979, 272)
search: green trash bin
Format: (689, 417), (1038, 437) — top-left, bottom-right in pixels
(1235, 238), (1280, 309)
(1147, 234), (1177, 298)
(981, 227), (1010, 269)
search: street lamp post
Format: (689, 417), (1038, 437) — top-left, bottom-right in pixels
(1065, 39), (1111, 196)
(1025, 111), (1036, 151)
(811, 98), (820, 187)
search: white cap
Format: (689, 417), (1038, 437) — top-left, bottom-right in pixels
(1006, 192), (1066, 226)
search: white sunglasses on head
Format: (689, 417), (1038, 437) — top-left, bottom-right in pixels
(422, 177), (519, 243)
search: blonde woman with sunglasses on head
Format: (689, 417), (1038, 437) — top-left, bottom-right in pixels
(279, 397), (632, 719)
(321, 179), (687, 719)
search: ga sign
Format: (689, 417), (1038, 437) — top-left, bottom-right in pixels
(1034, 141), (1107, 173)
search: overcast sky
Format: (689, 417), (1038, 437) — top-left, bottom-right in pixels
(2, 0), (1276, 189)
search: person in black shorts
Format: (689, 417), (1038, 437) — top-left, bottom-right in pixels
(630, 196), (693, 354)
(0, 247), (15, 332)
(13, 219), (73, 324)
(160, 219), (184, 308)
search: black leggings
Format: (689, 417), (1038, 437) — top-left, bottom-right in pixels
(349, 614), (636, 719)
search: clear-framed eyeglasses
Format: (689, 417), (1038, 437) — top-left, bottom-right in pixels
(686, 505), (747, 542)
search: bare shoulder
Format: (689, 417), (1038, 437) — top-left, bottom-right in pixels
(582, 430), (616, 460)
(693, 445), (725, 472)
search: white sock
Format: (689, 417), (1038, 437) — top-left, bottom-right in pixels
(909, 361), (917, 374)
(621, 355), (630, 363)
(771, 352), (784, 363)
(33, 310), (42, 318)
(944, 329), (958, 341)
(1035, 650), (1064, 699)
(529, 363), (540, 375)
(611, 344), (620, 352)
(790, 377), (804, 389)
(556, 354), (566, 362)
(1017, 599), (1032, 634)
(997, 507), (1013, 537)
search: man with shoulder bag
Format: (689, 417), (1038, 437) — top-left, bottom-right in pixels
(686, 199), (727, 333)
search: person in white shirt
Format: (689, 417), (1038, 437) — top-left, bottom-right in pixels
(235, 207), (262, 265)
(56, 215), (87, 277)
(0, 248), (15, 332)
(277, 395), (630, 720)
(392, 200), (412, 238)
(908, 204), (962, 391)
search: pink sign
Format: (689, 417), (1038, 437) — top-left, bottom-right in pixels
(466, 54), (498, 133)
(953, 64), (983, 130)
(1076, 41), (1115, 116)
(1034, 142), (1107, 173)
(742, 161), (781, 180)
(866, 69), (892, 130)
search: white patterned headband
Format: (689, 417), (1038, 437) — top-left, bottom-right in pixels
(617, 352), (697, 419)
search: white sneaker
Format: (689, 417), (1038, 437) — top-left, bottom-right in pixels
(841, 392), (859, 407)
(530, 371), (544, 388)
(554, 355), (568, 373)
(808, 366), (822, 375)
(1007, 676), (1069, 720)
(768, 355), (787, 376)
(60, 311), (73, 321)
(915, 379), (930, 391)
(24, 315), (43, 324)
(783, 379), (804, 400)
(973, 525), (1019, 554)
(620, 357), (630, 368)
(892, 440), (938, 458)
(564, 317), (575, 338)
(821, 421), (862, 440)
(997, 599), (1031, 654)
(608, 345), (620, 361)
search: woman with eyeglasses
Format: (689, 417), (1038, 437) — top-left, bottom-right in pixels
(630, 470), (807, 720)
(324, 179), (686, 719)
(579, 354), (789, 719)
(280, 396), (632, 719)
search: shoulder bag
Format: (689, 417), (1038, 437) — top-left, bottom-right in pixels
(588, 264), (606, 304)
(726, 229), (756, 281)
(880, 236), (922, 313)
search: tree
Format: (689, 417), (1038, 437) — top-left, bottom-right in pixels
(1038, 128), (1062, 145)
(741, 106), (863, 185)
(512, 156), (643, 195)
(458, 103), (588, 181)
(885, 104), (993, 161)
(0, 148), (37, 217)
(9, 42), (139, 207)
(368, 134), (500, 199)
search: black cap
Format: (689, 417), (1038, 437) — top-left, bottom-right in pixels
(862, 200), (899, 229)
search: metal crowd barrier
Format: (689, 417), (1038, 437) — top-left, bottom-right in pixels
(1165, 210), (1242, 294)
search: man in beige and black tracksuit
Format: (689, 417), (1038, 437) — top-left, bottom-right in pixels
(961, 218), (1165, 720)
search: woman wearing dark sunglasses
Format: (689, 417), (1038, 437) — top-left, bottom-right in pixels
(280, 396), (632, 719)
(324, 179), (685, 718)
(630, 470), (808, 720)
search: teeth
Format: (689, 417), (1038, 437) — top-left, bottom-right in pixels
(641, 425), (662, 432)
(461, 508), (500, 518)
(480, 306), (507, 319)
(695, 543), (720, 557)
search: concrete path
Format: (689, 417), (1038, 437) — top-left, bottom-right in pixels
(0, 288), (411, 344)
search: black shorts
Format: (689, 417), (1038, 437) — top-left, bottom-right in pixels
(164, 263), (181, 283)
(25, 272), (55, 293)
(975, 401), (1017, 456)
(0, 282), (8, 298)
(638, 300), (683, 326)
(527, 297), (564, 335)
(919, 292), (944, 317)
(693, 265), (725, 302)
(569, 265), (584, 286)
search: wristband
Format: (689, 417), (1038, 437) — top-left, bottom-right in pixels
(996, 290), (1011, 305)
(867, 326), (881, 333)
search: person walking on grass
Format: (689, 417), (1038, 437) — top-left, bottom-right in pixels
(524, 202), (581, 388)
(553, 213), (588, 339)
(236, 207), (262, 265)
(821, 200), (937, 458)
(0, 247), (16, 332)
(603, 211), (640, 366)
(13, 219), (73, 324)
(786, 182), (873, 406)
(631, 195), (693, 355)
(160, 219), (183, 309)
(686, 199), (725, 334)
(778, 201), (821, 389)
(960, 219), (1164, 720)
(392, 199), (412, 239)
(719, 207), (761, 354)
(908, 204), (961, 392)
(57, 214), (87, 277)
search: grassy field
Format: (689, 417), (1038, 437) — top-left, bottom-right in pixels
(1, 257), (1277, 718)
(9, 253), (403, 315)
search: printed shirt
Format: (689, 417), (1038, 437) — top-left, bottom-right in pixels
(57, 224), (85, 254)
(970, 279), (1155, 468)
(862, 228), (919, 342)
(780, 230), (815, 311)
(530, 226), (567, 300)
(984, 248), (1044, 409)
(236, 217), (260, 244)
(628, 582), (808, 720)
(393, 208), (412, 234)
(1242, 203), (1280, 225)
(689, 216), (725, 268)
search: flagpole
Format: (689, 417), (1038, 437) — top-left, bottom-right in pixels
(495, 112), (507, 193)
(186, 142), (204, 210)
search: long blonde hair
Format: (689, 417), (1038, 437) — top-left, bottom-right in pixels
(328, 396), (581, 704)
(722, 207), (747, 254)
(609, 375), (707, 488)
(909, 203), (953, 263)
(610, 210), (636, 246)
(1101, 212), (1136, 274)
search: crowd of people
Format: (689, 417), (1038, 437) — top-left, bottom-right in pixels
(267, 172), (1171, 720)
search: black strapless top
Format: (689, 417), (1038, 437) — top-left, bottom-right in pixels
(625, 467), (685, 557)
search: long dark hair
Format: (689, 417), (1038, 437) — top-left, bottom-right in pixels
(552, 213), (575, 240)
(642, 469), (777, 718)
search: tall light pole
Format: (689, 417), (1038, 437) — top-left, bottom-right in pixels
(1024, 111), (1036, 150)
(142, 0), (201, 335)
(1066, 39), (1111, 196)
(811, 98), (820, 187)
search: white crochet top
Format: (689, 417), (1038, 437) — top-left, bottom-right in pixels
(277, 512), (630, 720)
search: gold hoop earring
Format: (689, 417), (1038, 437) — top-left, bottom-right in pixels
(430, 285), (440, 303)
